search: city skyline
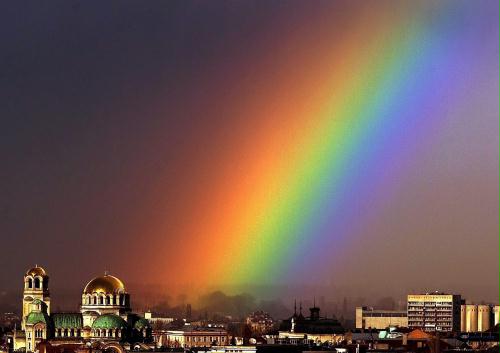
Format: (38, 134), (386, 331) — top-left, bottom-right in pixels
(0, 260), (497, 316)
(1, 0), (498, 308)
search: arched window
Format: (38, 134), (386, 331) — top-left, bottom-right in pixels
(64, 329), (68, 337)
(93, 295), (98, 305)
(34, 278), (40, 289)
(28, 278), (33, 288)
(106, 296), (111, 305)
(99, 296), (104, 305)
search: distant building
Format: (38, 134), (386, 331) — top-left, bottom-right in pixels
(163, 327), (228, 348)
(245, 311), (274, 334)
(144, 311), (174, 326)
(407, 292), (461, 332)
(355, 307), (408, 329)
(278, 303), (344, 345)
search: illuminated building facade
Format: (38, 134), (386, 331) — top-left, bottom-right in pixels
(164, 327), (228, 348)
(355, 307), (408, 329)
(407, 293), (461, 332)
(14, 266), (151, 352)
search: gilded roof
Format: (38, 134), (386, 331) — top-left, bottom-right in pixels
(26, 266), (47, 277)
(83, 275), (125, 294)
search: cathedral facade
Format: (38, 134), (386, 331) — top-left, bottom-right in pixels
(15, 266), (151, 352)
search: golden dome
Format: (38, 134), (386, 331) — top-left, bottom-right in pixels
(26, 266), (47, 277)
(83, 274), (125, 294)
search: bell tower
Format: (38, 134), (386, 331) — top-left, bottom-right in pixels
(22, 266), (50, 330)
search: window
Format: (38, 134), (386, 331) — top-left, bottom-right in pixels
(34, 278), (40, 289)
(28, 278), (33, 288)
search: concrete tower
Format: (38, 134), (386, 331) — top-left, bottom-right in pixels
(465, 305), (478, 332)
(477, 305), (491, 332)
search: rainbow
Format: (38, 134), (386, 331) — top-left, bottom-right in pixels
(148, 1), (496, 291)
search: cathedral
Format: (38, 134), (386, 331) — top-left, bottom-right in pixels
(14, 266), (151, 352)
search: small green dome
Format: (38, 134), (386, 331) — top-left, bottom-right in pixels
(134, 318), (150, 330)
(26, 311), (47, 325)
(92, 314), (127, 329)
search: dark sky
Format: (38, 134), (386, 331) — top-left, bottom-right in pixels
(0, 1), (498, 310)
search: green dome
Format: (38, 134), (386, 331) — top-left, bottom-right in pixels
(134, 318), (150, 330)
(92, 314), (127, 329)
(26, 311), (48, 325)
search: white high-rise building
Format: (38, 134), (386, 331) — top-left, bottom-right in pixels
(407, 292), (461, 332)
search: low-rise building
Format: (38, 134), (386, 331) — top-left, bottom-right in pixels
(144, 311), (174, 326)
(278, 304), (344, 345)
(164, 327), (228, 348)
(355, 307), (407, 329)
